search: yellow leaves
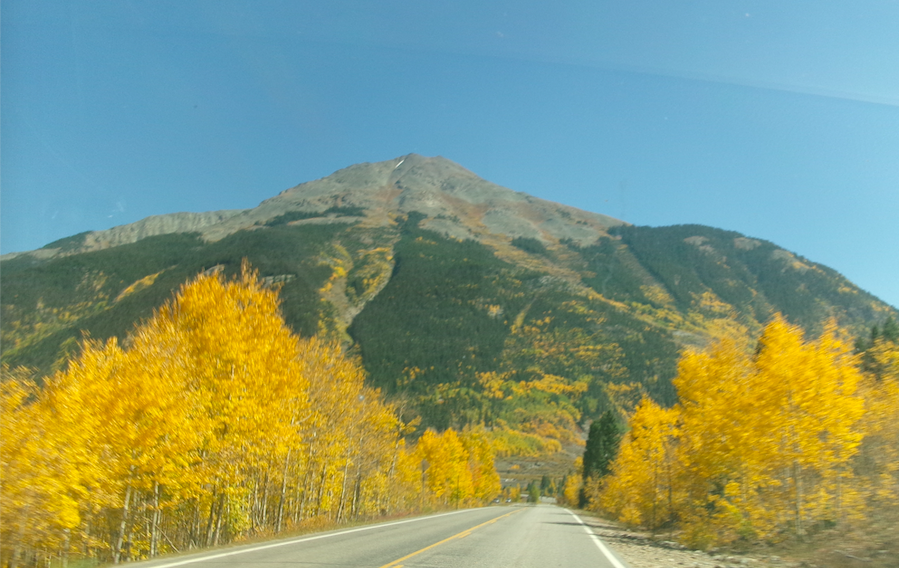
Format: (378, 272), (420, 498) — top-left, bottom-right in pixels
(640, 284), (675, 306)
(114, 271), (162, 303)
(693, 290), (734, 316)
(416, 429), (470, 504)
(461, 427), (502, 502)
(414, 427), (500, 506)
(488, 423), (561, 457)
(517, 373), (588, 397)
(598, 397), (680, 529)
(485, 304), (503, 318)
(561, 470), (582, 506)
(476, 371), (506, 399)
(602, 381), (647, 417)
(348, 246), (394, 301)
(674, 316), (869, 543)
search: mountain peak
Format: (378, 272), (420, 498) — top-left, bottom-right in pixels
(8, 155), (626, 260)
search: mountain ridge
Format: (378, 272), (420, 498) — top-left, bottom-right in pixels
(4, 154), (626, 261)
(2, 154), (895, 447)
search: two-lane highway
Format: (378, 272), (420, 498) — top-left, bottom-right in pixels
(137, 505), (628, 568)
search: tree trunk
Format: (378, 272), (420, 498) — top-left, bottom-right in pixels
(150, 482), (161, 557)
(351, 472), (363, 519)
(60, 530), (71, 568)
(113, 484), (133, 564)
(315, 464), (328, 516)
(276, 450), (291, 533)
(213, 494), (226, 547)
(793, 460), (803, 537)
(336, 457), (351, 523)
(204, 490), (218, 547)
(7, 505), (30, 568)
(189, 498), (202, 549)
(260, 469), (270, 528)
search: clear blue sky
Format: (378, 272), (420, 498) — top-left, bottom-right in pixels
(2, 1), (898, 309)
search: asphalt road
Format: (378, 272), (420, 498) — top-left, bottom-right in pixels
(138, 505), (628, 568)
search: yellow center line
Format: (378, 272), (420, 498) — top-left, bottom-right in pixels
(377, 509), (521, 568)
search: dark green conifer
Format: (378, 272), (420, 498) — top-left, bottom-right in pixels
(882, 316), (899, 343)
(579, 410), (622, 507)
(582, 410), (622, 481)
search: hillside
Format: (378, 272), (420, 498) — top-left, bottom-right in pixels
(2, 154), (895, 448)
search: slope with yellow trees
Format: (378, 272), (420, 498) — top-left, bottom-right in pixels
(0, 265), (500, 568)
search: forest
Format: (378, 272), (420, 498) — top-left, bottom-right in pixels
(0, 266), (501, 568)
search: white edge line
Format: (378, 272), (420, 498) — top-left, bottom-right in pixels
(144, 508), (480, 568)
(566, 509), (629, 568)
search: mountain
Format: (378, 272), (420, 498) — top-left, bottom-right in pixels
(2, 154), (895, 451)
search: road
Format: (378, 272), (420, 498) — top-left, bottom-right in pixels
(137, 505), (629, 568)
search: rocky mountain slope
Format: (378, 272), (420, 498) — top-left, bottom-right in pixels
(2, 154), (895, 449)
(4, 154), (622, 260)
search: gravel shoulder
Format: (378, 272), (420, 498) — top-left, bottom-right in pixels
(577, 513), (844, 568)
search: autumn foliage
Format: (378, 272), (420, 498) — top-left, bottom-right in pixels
(1, 267), (500, 568)
(595, 315), (899, 548)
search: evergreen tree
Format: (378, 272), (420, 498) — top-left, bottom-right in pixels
(580, 410), (622, 507)
(882, 316), (899, 343)
(582, 411), (622, 481)
(540, 474), (552, 495)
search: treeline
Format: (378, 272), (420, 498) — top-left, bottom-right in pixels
(581, 315), (899, 548)
(0, 266), (500, 568)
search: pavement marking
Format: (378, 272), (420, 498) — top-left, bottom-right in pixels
(142, 508), (485, 568)
(378, 508), (521, 568)
(566, 510), (629, 568)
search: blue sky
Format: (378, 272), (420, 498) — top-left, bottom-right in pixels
(2, 1), (898, 310)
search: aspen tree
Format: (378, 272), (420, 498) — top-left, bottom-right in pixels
(460, 427), (501, 502)
(673, 336), (774, 544)
(664, 317), (868, 546)
(1, 367), (46, 568)
(599, 397), (680, 529)
(753, 317), (865, 535)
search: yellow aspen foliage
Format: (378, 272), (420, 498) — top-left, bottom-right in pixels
(671, 335), (775, 546)
(560, 471), (582, 507)
(460, 427), (502, 502)
(752, 317), (866, 536)
(599, 397), (680, 529)
(1, 265), (502, 568)
(416, 429), (474, 506)
(557, 456), (583, 507)
(598, 315), (876, 549)
(1, 366), (83, 565)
